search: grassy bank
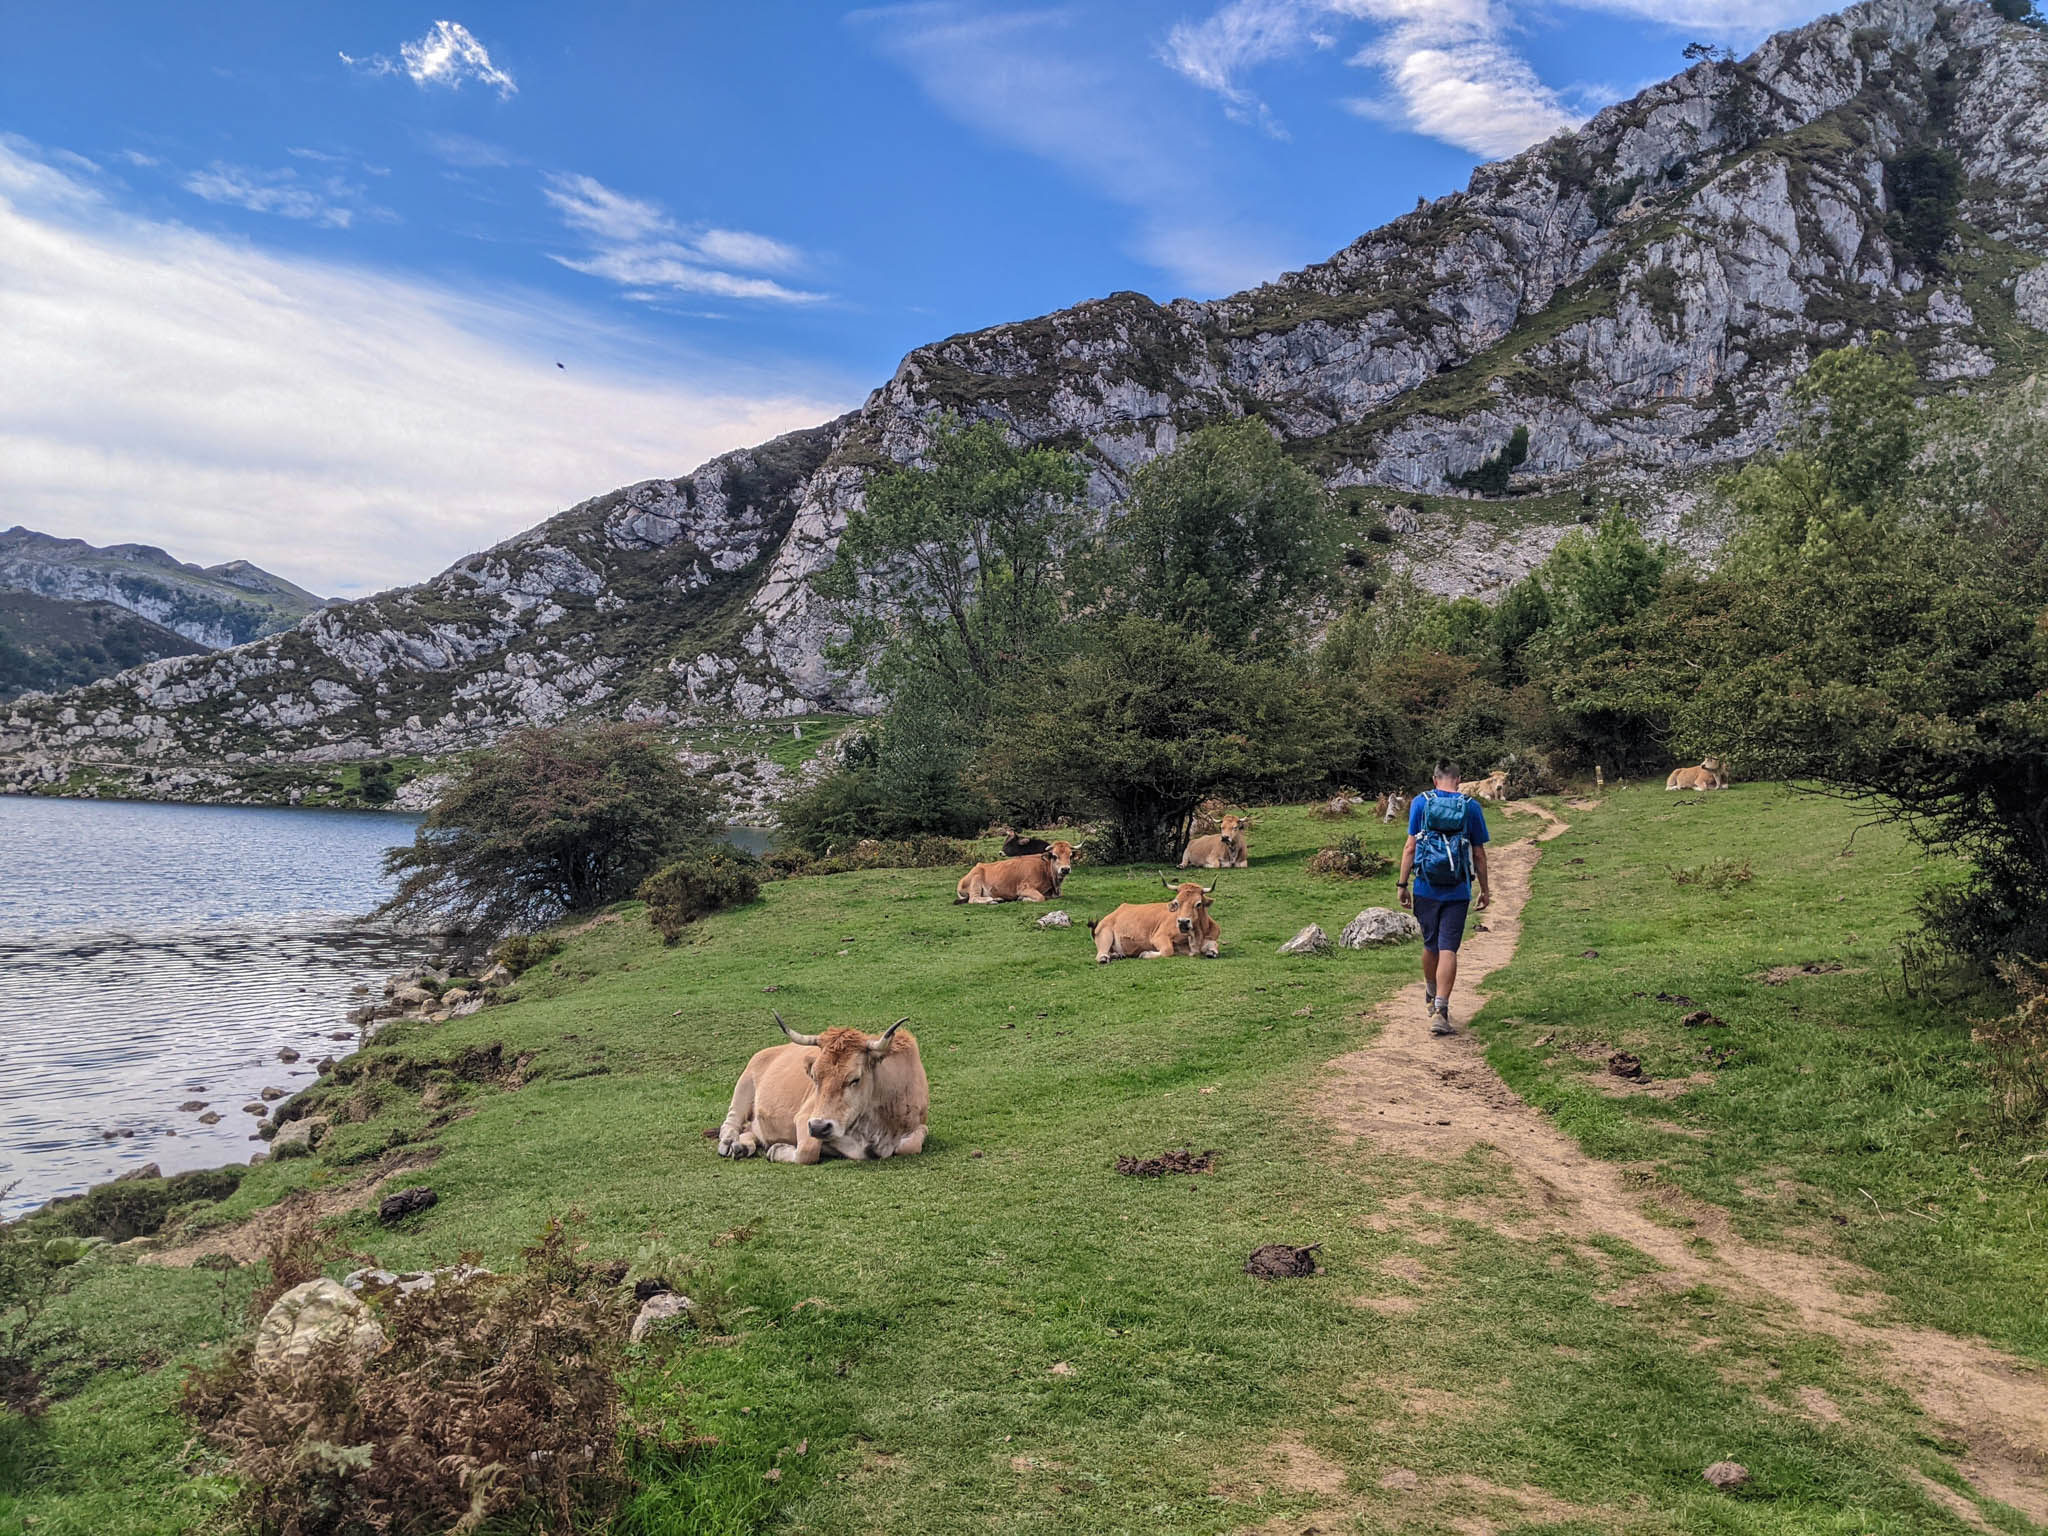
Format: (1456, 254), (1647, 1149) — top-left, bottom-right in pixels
(3, 788), (2041, 1534)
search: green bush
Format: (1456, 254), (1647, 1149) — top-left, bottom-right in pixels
(492, 933), (563, 976)
(1307, 837), (1393, 879)
(639, 849), (763, 942)
(24, 1166), (244, 1244)
(762, 837), (976, 879)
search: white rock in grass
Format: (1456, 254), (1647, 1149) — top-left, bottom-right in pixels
(253, 1279), (384, 1370)
(1037, 910), (1072, 929)
(1340, 909), (1422, 948)
(1278, 924), (1331, 956)
(630, 1292), (697, 1342)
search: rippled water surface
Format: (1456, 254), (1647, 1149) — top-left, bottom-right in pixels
(0, 795), (427, 1218)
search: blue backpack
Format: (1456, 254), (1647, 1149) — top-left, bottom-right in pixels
(1413, 790), (1472, 889)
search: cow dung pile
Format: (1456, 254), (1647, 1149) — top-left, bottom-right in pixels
(1607, 1051), (1646, 1081)
(1244, 1242), (1322, 1278)
(1115, 1147), (1218, 1177)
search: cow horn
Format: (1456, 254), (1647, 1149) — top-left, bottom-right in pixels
(869, 1017), (911, 1053)
(1204, 878), (1219, 895)
(773, 1010), (819, 1047)
(1161, 873), (1178, 889)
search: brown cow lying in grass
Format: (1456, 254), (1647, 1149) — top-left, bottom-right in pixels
(1180, 814), (1249, 869)
(1089, 878), (1220, 961)
(956, 842), (1074, 903)
(717, 1014), (928, 1164)
(1460, 771), (1509, 802)
(1666, 759), (1727, 791)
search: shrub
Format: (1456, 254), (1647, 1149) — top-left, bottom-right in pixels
(491, 933), (564, 977)
(762, 836), (975, 879)
(377, 724), (713, 936)
(1308, 837), (1393, 879)
(1669, 858), (1753, 891)
(24, 1166), (244, 1244)
(183, 1217), (636, 1536)
(1310, 792), (1360, 821)
(639, 849), (763, 942)
(1450, 425), (1530, 496)
(1979, 963), (2048, 1128)
(1494, 750), (1561, 801)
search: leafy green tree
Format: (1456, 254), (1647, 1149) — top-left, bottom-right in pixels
(777, 688), (993, 853)
(1689, 364), (2048, 957)
(983, 619), (1344, 861)
(377, 724), (712, 935)
(815, 415), (1087, 706)
(1491, 574), (1553, 686)
(1991, 0), (2042, 25)
(1096, 418), (1336, 656)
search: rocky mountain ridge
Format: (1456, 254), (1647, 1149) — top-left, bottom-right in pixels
(0, 527), (329, 649)
(4, 0), (2045, 800)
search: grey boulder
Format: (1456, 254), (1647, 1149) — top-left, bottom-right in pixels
(1277, 924), (1331, 956)
(1340, 909), (1423, 948)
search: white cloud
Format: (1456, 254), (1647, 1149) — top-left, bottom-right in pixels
(1164, 0), (1829, 158)
(425, 131), (520, 169)
(541, 172), (827, 304)
(851, 4), (1294, 295)
(0, 139), (849, 597)
(179, 163), (374, 229)
(343, 19), (516, 99)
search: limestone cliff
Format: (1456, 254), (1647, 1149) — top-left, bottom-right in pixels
(5, 0), (2045, 796)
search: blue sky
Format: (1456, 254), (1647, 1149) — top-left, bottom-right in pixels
(0, 1), (1829, 595)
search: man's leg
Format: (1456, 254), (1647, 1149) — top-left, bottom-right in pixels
(1428, 901), (1471, 1035)
(1422, 945), (1439, 1002)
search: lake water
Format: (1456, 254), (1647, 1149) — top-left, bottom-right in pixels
(0, 796), (427, 1219)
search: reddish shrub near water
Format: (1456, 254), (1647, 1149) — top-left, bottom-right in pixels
(182, 1217), (636, 1536)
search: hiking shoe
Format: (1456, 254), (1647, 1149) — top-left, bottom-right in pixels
(1430, 1003), (1456, 1037)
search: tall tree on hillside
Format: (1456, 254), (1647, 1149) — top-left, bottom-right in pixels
(1094, 418), (1337, 657)
(814, 414), (1087, 708)
(1689, 353), (2048, 957)
(983, 619), (1344, 861)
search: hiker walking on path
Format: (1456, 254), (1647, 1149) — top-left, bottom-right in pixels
(1397, 761), (1492, 1036)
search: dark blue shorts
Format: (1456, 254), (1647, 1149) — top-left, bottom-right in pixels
(1412, 896), (1470, 952)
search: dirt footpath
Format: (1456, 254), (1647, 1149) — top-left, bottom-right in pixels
(1315, 801), (2048, 1525)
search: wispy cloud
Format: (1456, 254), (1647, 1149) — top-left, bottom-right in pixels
(1164, 0), (1827, 159)
(851, 3), (1293, 295)
(0, 138), (848, 596)
(425, 131), (521, 169)
(541, 172), (825, 304)
(342, 19), (516, 99)
(180, 162), (384, 229)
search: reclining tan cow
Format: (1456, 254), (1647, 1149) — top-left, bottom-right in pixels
(717, 1013), (928, 1164)
(1459, 771), (1508, 802)
(1180, 814), (1249, 869)
(1088, 877), (1220, 961)
(955, 841), (1075, 903)
(1665, 758), (1727, 791)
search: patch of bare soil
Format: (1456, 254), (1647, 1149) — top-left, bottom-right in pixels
(1310, 801), (2048, 1525)
(141, 1148), (440, 1268)
(1754, 961), (1861, 984)
(1115, 1148), (1218, 1177)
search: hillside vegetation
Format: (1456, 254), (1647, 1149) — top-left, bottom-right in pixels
(4, 786), (2044, 1533)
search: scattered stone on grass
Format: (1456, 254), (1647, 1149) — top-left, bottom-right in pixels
(114, 1163), (161, 1183)
(1048, 1361), (1075, 1377)
(1341, 908), (1422, 948)
(629, 1292), (696, 1343)
(241, 1103), (267, 1117)
(1703, 1461), (1750, 1489)
(378, 1186), (438, 1224)
(1681, 1010), (1726, 1029)
(1653, 991), (1695, 1005)
(1038, 910), (1072, 929)
(269, 1115), (330, 1159)
(1278, 924), (1331, 955)
(259, 1087), (285, 1102)
(1607, 1052), (1645, 1081)
(1580, 949), (1601, 959)
(252, 1278), (385, 1371)
(1245, 1242), (1323, 1278)
(1115, 1148), (1218, 1178)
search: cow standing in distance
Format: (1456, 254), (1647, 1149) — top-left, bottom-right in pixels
(1089, 877), (1221, 961)
(956, 841), (1075, 903)
(717, 1013), (929, 1164)
(1181, 814), (1250, 869)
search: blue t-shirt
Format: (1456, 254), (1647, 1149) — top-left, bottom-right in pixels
(1407, 790), (1491, 903)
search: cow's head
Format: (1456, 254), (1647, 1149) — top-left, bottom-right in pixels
(1046, 840), (1075, 882)
(1217, 815), (1247, 858)
(1160, 876), (1217, 936)
(774, 1012), (908, 1145)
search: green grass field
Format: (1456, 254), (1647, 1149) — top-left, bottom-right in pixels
(3, 786), (2043, 1535)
